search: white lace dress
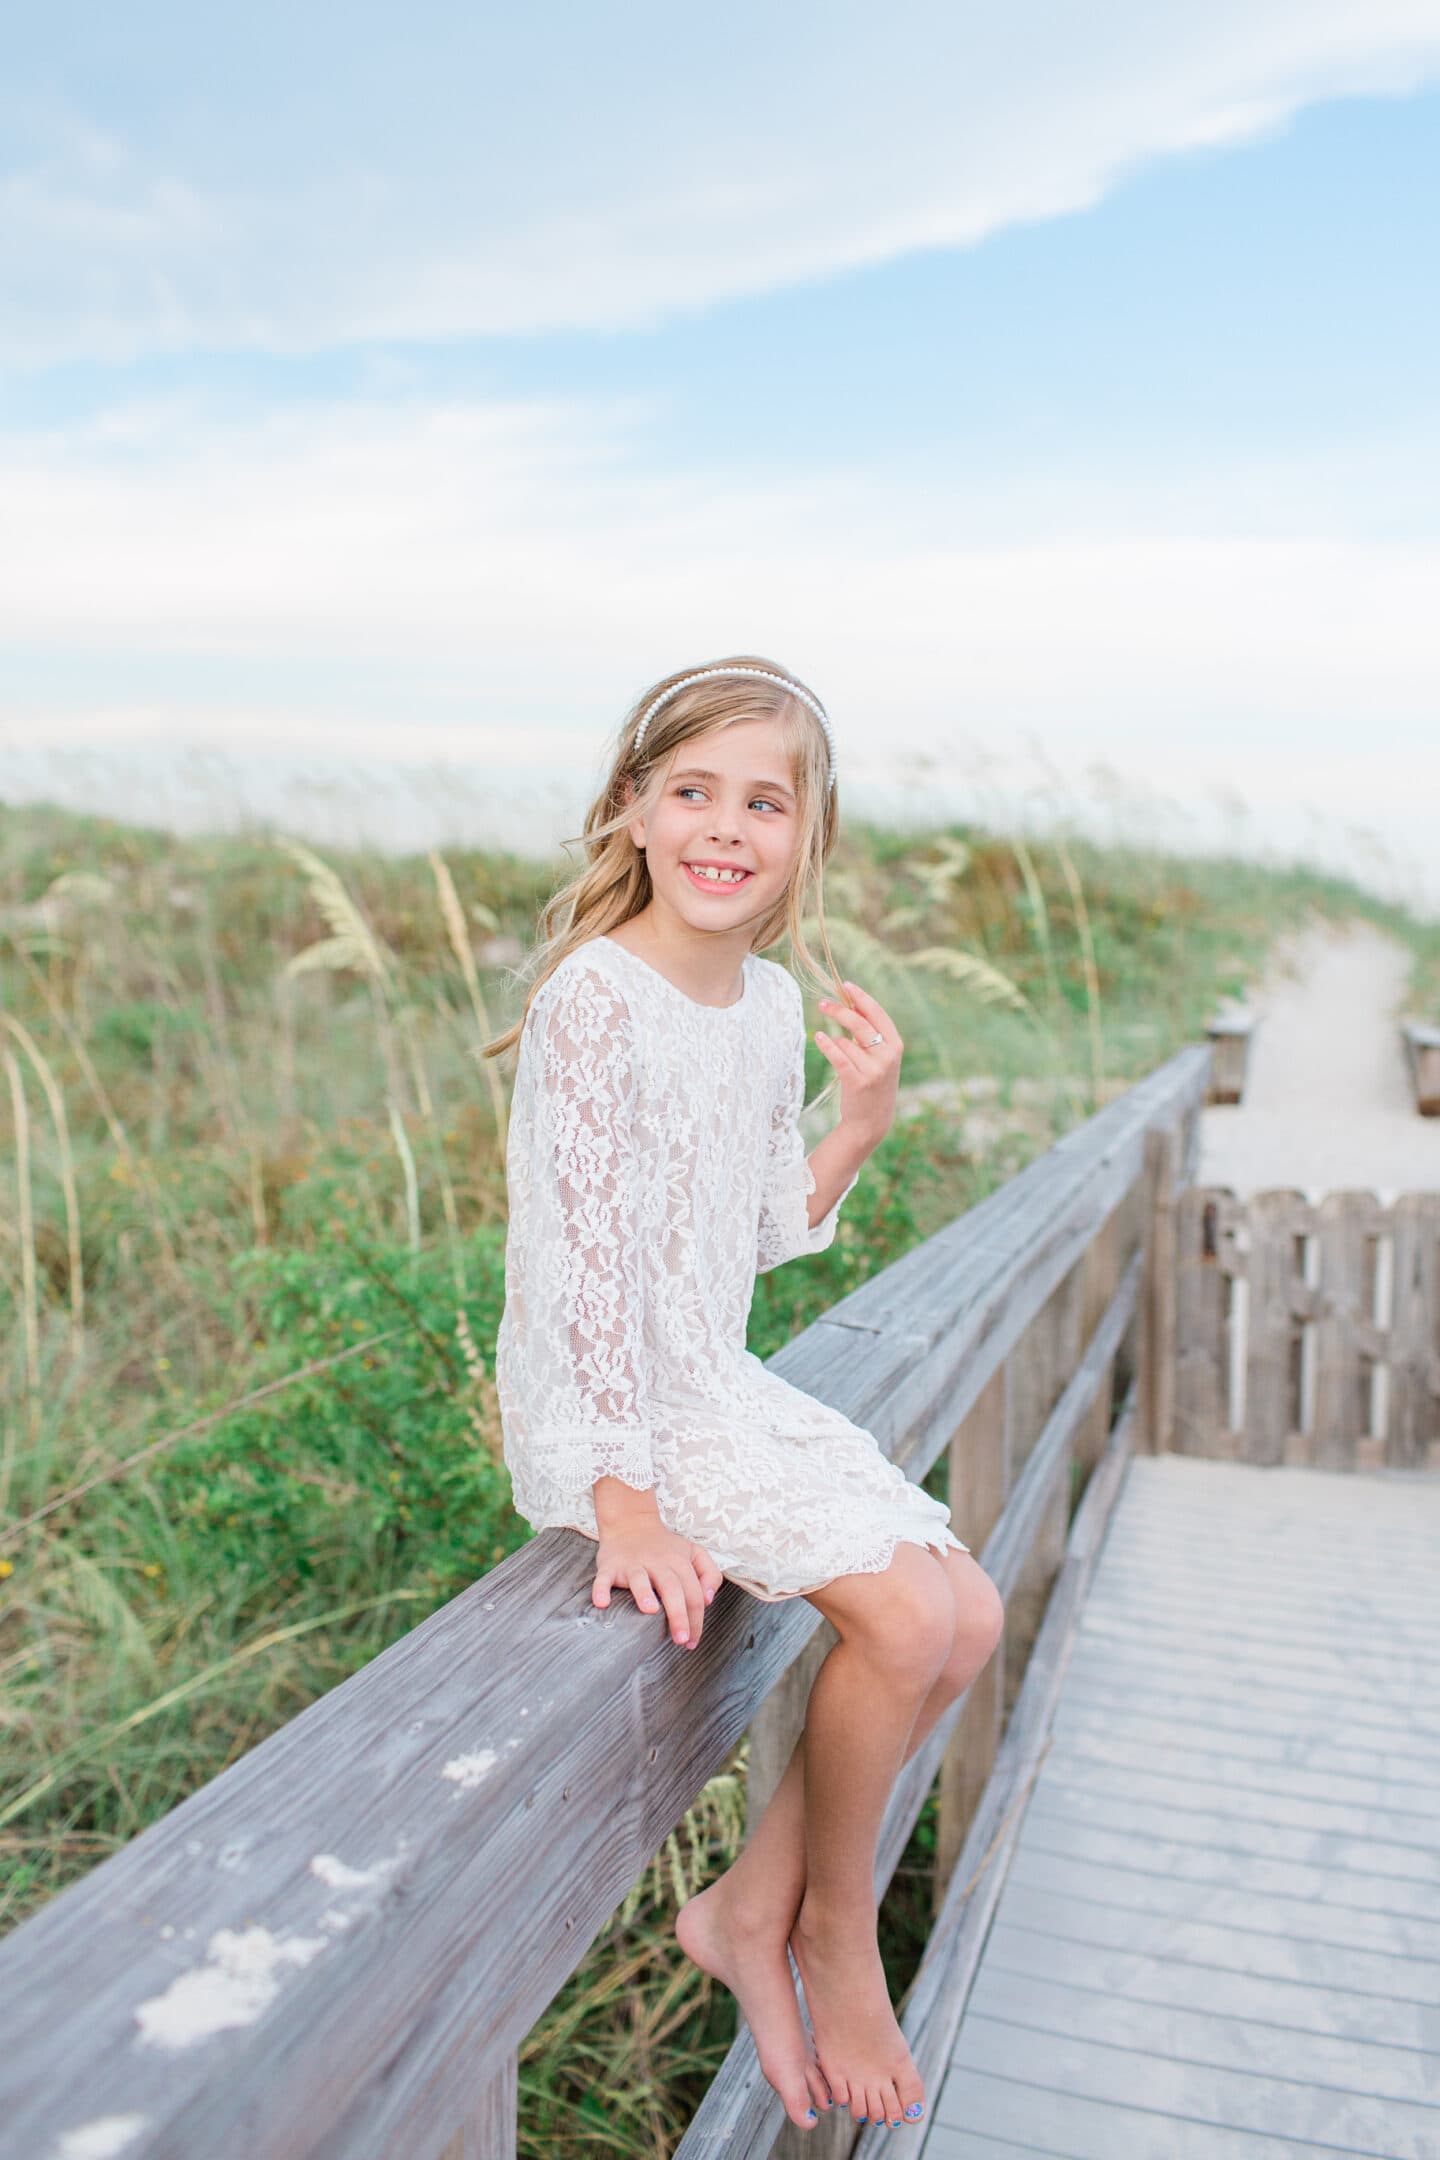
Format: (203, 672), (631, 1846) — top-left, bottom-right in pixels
(493, 933), (968, 1602)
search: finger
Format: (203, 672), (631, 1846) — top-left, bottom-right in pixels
(629, 1568), (660, 1615)
(681, 1568), (705, 1645)
(815, 1029), (860, 1074)
(839, 978), (900, 1047)
(693, 1549), (724, 1602)
(593, 1568), (612, 1607)
(652, 1569), (693, 1646)
(818, 995), (865, 1038)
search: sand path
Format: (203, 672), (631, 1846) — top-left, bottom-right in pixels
(1196, 916), (1439, 1201)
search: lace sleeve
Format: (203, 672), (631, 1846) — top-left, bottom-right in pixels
(755, 974), (860, 1275)
(523, 963), (654, 1495)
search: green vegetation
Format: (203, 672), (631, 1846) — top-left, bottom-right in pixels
(1, 795), (1431, 2155)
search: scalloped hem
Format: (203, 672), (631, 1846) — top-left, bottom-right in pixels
(726, 1524), (972, 1605)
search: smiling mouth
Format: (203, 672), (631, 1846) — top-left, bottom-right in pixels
(682, 862), (754, 890)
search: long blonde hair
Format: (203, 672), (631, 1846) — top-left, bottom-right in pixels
(480, 653), (849, 1062)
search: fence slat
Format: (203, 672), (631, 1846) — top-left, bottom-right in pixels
(1243, 1190), (1309, 1465)
(1390, 1193), (1440, 1468)
(1173, 1187), (1231, 1456)
(1312, 1192), (1384, 1470)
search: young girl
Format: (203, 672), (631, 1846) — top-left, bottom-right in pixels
(489, 657), (1005, 2136)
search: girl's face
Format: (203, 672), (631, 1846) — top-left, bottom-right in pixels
(628, 717), (801, 934)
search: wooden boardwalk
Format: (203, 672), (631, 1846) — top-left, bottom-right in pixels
(923, 1451), (1440, 2160)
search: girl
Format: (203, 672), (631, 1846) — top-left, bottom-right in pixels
(487, 657), (1005, 2136)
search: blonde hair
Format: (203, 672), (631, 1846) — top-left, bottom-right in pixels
(480, 652), (848, 1063)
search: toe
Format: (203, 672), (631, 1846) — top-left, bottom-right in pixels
(804, 2064), (833, 2115)
(878, 2077), (903, 2126)
(896, 2073), (927, 2125)
(780, 2075), (820, 2130)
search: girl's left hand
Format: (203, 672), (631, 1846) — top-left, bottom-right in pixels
(814, 978), (903, 1145)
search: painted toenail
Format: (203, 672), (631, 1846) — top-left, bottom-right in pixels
(892, 2121), (902, 2128)
(806, 2109), (816, 2121)
(904, 2102), (924, 2119)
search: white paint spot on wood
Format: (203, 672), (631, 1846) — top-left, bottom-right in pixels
(308, 1852), (394, 1893)
(441, 1748), (498, 1788)
(319, 1908), (353, 1932)
(54, 2115), (148, 2158)
(134, 1925), (326, 2049)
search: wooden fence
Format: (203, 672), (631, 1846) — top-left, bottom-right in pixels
(2, 1046), (1211, 2159)
(1173, 1187), (1440, 1470)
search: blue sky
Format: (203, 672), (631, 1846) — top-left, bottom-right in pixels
(2, 3), (1439, 902)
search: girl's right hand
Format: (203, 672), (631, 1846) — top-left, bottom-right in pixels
(592, 1522), (725, 1649)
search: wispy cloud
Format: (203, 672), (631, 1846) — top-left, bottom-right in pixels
(4, 0), (1439, 363)
(5, 390), (1437, 764)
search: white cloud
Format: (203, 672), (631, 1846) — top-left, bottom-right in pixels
(4, 390), (1438, 766)
(4, 0), (1440, 362)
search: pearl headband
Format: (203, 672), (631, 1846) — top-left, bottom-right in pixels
(631, 666), (837, 791)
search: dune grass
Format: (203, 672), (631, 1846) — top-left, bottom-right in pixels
(0, 792), (1431, 2154)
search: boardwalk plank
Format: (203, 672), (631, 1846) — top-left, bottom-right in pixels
(980, 1916), (1440, 2045)
(1005, 1846), (1440, 1966)
(935, 2065), (1385, 2159)
(1052, 1662), (1440, 1753)
(1037, 1742), (1440, 1843)
(966, 1962), (1440, 2103)
(908, 2131), (1065, 2160)
(948, 2016), (1438, 2156)
(1024, 1782), (1440, 1886)
(1081, 1585), (1440, 1656)
(1073, 1612), (1440, 1701)
(1018, 1811), (1440, 1923)
(1054, 1637), (1440, 1728)
(1047, 1718), (1440, 1820)
(1053, 1685), (1440, 1775)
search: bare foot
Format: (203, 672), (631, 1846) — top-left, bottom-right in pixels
(788, 1898), (926, 2129)
(676, 1880), (834, 2130)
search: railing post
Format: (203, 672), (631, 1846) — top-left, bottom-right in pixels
(1139, 1124), (1179, 1455)
(439, 2053), (518, 2160)
(933, 1365), (1008, 1910)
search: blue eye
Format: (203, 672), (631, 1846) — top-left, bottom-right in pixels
(676, 786), (781, 812)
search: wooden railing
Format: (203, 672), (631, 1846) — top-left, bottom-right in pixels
(1174, 1186), (1440, 1469)
(1403, 1020), (1440, 1115)
(0, 1047), (1211, 2160)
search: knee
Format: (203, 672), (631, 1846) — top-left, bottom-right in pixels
(939, 1572), (1005, 1688)
(853, 1572), (957, 1689)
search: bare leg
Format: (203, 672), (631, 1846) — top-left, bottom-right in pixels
(676, 1545), (1003, 2131)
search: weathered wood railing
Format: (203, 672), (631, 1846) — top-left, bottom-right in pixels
(1402, 1020), (1440, 1116)
(1203, 1009), (1254, 1104)
(0, 1047), (1211, 2160)
(1174, 1186), (1440, 1469)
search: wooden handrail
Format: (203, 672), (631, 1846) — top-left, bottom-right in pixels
(0, 1045), (1210, 2160)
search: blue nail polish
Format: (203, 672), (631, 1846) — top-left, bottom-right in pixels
(892, 2122), (902, 2129)
(904, 2102), (924, 2119)
(806, 2109), (817, 2121)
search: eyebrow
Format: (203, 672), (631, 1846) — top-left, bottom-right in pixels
(671, 766), (795, 805)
